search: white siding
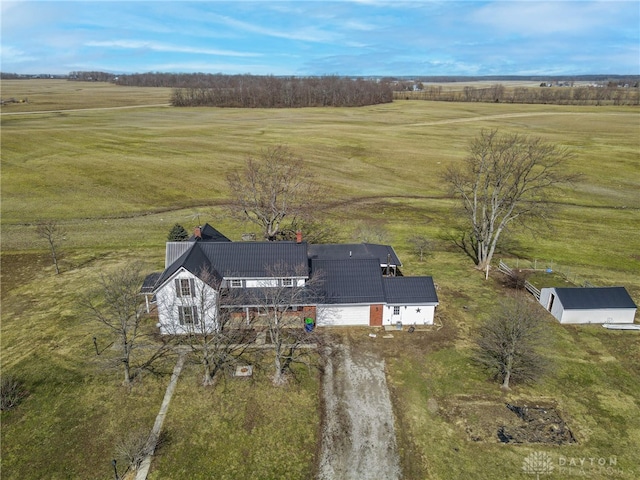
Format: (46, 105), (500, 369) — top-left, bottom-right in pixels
(316, 305), (370, 326)
(156, 269), (219, 334)
(383, 305), (435, 326)
(558, 308), (636, 324)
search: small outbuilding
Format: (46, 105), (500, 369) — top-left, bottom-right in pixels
(539, 287), (637, 324)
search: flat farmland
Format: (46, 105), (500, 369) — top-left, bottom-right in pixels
(1, 80), (639, 479)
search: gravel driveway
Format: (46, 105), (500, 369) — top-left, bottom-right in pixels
(317, 339), (401, 480)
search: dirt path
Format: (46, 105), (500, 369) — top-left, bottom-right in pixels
(318, 339), (400, 480)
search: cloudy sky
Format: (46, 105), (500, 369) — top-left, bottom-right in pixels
(2, 1), (638, 76)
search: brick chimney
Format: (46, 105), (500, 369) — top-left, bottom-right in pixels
(194, 226), (202, 239)
(296, 230), (303, 244)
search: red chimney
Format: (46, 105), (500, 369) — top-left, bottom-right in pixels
(296, 230), (302, 244)
(194, 226), (202, 239)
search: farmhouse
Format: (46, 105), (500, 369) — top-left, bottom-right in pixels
(143, 224), (439, 333)
(539, 286), (637, 324)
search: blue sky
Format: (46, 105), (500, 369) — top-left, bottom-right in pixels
(2, 1), (639, 76)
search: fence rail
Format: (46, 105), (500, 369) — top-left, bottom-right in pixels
(498, 260), (541, 300)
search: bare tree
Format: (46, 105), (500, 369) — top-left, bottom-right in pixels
(474, 295), (550, 390)
(160, 269), (256, 386)
(247, 264), (324, 386)
(353, 222), (389, 244)
(444, 129), (575, 270)
(84, 263), (172, 386)
(407, 234), (433, 262)
(36, 220), (66, 274)
(227, 145), (320, 241)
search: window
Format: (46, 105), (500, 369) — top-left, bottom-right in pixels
(393, 306), (400, 315)
(175, 278), (194, 297)
(230, 279), (242, 288)
(282, 278), (293, 287)
(179, 306), (198, 325)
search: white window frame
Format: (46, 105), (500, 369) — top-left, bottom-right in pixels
(281, 278), (293, 287)
(175, 278), (194, 298)
(179, 306), (198, 325)
(393, 306), (400, 315)
(230, 279), (243, 288)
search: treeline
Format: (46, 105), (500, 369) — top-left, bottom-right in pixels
(68, 71), (117, 82)
(65, 72), (393, 107)
(397, 84), (639, 106)
(170, 75), (393, 107)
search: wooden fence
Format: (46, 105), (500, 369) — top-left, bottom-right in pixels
(498, 260), (541, 300)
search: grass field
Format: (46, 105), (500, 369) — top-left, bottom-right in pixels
(1, 80), (639, 479)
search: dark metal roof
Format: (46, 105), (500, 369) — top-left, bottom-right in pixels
(198, 241), (309, 278)
(155, 242), (220, 290)
(311, 258), (385, 304)
(141, 272), (162, 294)
(308, 243), (402, 266)
(383, 276), (439, 305)
(553, 287), (637, 310)
(189, 223), (232, 242)
(155, 241), (309, 292)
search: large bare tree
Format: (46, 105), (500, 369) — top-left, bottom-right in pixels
(474, 295), (550, 390)
(247, 264), (324, 386)
(36, 220), (66, 274)
(444, 129), (575, 270)
(159, 269), (256, 386)
(84, 263), (172, 386)
(227, 145), (320, 241)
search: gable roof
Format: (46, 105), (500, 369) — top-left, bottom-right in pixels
(311, 258), (385, 304)
(155, 241), (309, 292)
(552, 287), (637, 310)
(190, 223), (232, 242)
(308, 243), (402, 266)
(383, 276), (439, 305)
(155, 242), (221, 290)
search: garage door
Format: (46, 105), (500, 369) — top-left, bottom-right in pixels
(316, 305), (370, 326)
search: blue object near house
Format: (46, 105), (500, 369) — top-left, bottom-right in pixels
(304, 317), (315, 332)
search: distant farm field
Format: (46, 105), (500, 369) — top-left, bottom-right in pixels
(1, 80), (639, 479)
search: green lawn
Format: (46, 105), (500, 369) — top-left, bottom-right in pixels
(1, 80), (639, 479)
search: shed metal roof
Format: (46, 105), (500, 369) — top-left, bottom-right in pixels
(383, 276), (439, 305)
(553, 287), (637, 310)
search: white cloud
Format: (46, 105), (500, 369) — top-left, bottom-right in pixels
(210, 13), (338, 43)
(0, 45), (36, 63)
(471, 1), (629, 36)
(84, 41), (261, 57)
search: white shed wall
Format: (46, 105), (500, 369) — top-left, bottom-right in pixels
(382, 305), (435, 325)
(559, 308), (636, 324)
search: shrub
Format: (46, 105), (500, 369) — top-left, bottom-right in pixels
(1, 375), (28, 411)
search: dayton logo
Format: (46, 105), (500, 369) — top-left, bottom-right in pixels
(523, 451), (554, 479)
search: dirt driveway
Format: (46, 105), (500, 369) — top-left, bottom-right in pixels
(318, 337), (400, 480)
